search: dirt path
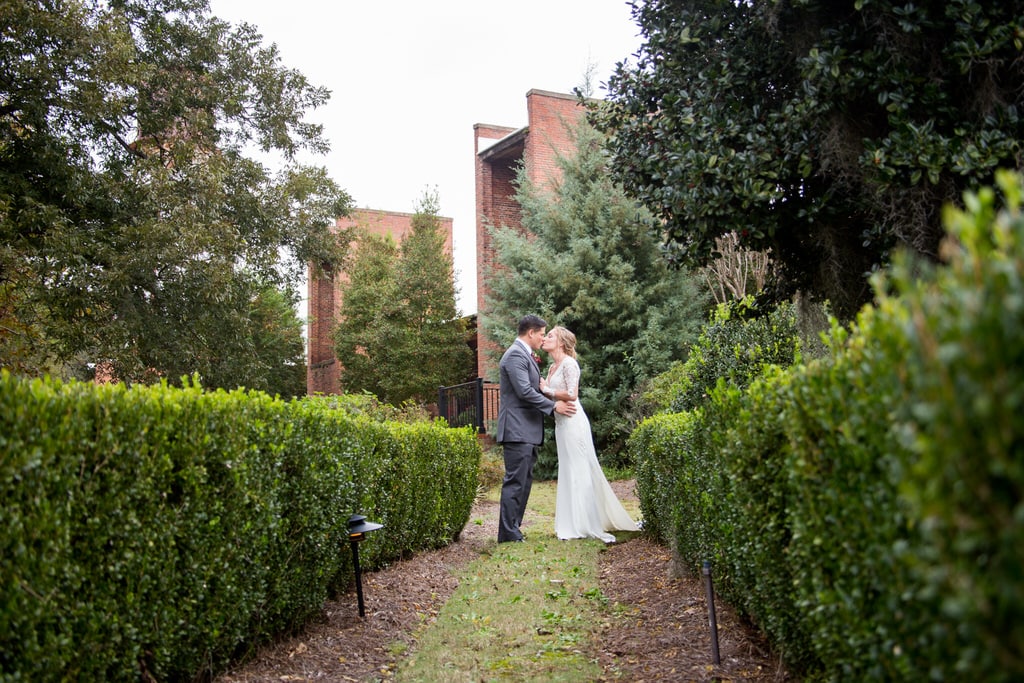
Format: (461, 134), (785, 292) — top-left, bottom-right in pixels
(217, 482), (789, 682)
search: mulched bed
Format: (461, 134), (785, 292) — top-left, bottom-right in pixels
(595, 536), (789, 681)
(217, 482), (790, 682)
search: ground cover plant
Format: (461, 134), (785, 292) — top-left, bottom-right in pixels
(396, 482), (619, 681)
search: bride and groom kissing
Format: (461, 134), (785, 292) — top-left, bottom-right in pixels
(495, 314), (639, 544)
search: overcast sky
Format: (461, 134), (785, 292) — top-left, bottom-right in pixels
(208, 0), (644, 315)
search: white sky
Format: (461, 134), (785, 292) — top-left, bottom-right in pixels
(208, 0), (643, 316)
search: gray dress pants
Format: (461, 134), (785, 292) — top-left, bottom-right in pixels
(497, 441), (537, 542)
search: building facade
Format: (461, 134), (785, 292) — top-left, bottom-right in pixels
(473, 89), (587, 379)
(306, 209), (454, 395)
(306, 89), (583, 396)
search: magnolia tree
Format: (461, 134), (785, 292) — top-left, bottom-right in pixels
(592, 0), (1024, 319)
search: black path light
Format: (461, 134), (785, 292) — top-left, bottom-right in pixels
(702, 560), (721, 665)
(347, 514), (383, 617)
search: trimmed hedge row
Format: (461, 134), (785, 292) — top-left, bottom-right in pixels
(630, 171), (1024, 680)
(0, 378), (480, 682)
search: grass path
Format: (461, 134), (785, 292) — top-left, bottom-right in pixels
(217, 478), (785, 682)
(395, 480), (642, 682)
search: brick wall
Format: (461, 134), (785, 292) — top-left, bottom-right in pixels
(474, 90), (585, 379)
(523, 89), (583, 194)
(308, 89), (584, 394)
(306, 209), (454, 396)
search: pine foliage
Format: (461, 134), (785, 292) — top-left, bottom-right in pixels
(482, 120), (708, 457)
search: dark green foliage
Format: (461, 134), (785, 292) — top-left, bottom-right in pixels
(628, 171), (1024, 679)
(0, 374), (480, 681)
(630, 409), (715, 565)
(594, 0), (1024, 319)
(175, 281), (309, 398)
(0, 0), (352, 384)
(665, 299), (803, 414)
(482, 118), (709, 467)
(783, 322), (913, 677)
(335, 191), (474, 405)
(244, 285), (308, 399)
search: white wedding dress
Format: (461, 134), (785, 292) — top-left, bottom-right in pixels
(549, 357), (640, 543)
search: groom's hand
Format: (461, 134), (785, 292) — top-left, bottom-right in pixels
(554, 400), (576, 416)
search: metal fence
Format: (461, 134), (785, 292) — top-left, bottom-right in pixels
(437, 378), (499, 433)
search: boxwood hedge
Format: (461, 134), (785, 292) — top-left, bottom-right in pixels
(0, 379), (479, 681)
(629, 171), (1024, 680)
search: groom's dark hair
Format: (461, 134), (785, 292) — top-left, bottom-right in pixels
(517, 314), (547, 336)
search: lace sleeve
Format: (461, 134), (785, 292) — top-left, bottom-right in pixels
(563, 358), (581, 400)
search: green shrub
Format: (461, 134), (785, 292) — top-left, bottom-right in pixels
(476, 444), (506, 493)
(630, 170), (1024, 680)
(666, 298), (802, 414)
(301, 392), (430, 422)
(867, 170), (1024, 679)
(0, 376), (480, 681)
(632, 360), (687, 417)
(782, 328), (914, 678)
(630, 410), (702, 549)
(710, 371), (813, 668)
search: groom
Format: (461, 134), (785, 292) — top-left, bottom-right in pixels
(496, 314), (575, 543)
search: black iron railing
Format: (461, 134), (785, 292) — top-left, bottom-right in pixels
(438, 378), (499, 433)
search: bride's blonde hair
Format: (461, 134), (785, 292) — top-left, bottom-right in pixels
(550, 326), (577, 359)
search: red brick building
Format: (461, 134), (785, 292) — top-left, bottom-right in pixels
(474, 89), (587, 379)
(305, 89), (583, 396)
(306, 209), (454, 395)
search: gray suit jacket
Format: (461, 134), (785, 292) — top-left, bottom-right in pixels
(495, 339), (555, 445)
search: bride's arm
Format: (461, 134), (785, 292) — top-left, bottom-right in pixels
(562, 360), (580, 400)
(542, 384), (573, 401)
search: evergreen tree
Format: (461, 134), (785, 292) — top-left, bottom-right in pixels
(334, 232), (401, 400)
(335, 192), (473, 404)
(482, 120), (709, 459)
(245, 285), (308, 399)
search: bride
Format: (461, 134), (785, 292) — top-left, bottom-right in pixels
(539, 326), (640, 543)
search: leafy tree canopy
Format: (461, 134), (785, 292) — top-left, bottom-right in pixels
(482, 119), (709, 456)
(237, 283), (308, 399)
(592, 0), (1024, 318)
(335, 191), (473, 405)
(0, 0), (353, 384)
